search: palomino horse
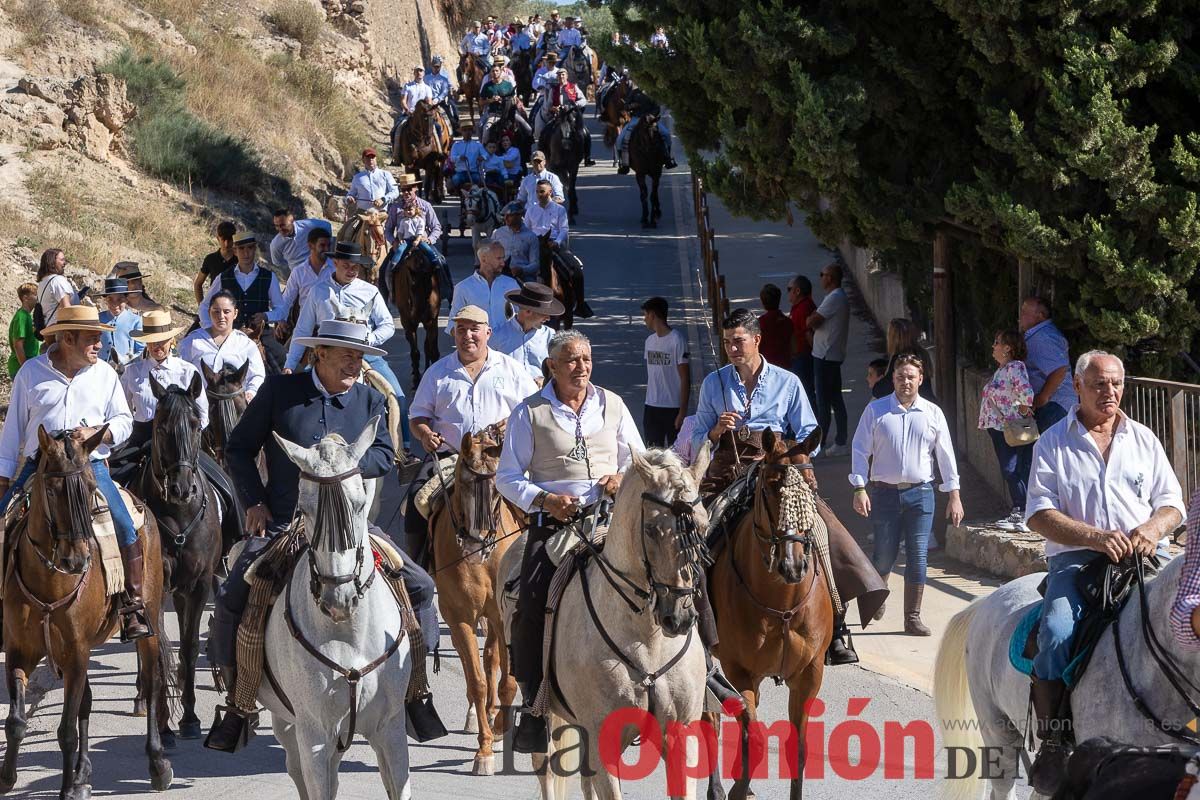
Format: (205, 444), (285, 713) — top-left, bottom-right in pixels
(429, 424), (523, 776)
(462, 183), (501, 251)
(601, 79), (631, 155)
(201, 360), (250, 469)
(708, 428), (833, 800)
(396, 99), (452, 202)
(1, 426), (177, 799)
(501, 446), (715, 800)
(543, 106), (585, 223)
(629, 114), (666, 228)
(259, 424), (411, 799)
(136, 377), (233, 741)
(390, 244), (441, 388)
(335, 206), (389, 283)
(935, 554), (1200, 800)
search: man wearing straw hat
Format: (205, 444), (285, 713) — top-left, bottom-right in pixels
(0, 305), (152, 641)
(97, 276), (144, 366)
(489, 282), (559, 383)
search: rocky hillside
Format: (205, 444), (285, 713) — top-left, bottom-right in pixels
(0, 0), (458, 395)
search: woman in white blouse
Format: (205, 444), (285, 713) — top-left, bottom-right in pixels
(178, 290), (266, 400)
(120, 309), (206, 451)
(977, 329), (1035, 531)
(35, 248), (78, 345)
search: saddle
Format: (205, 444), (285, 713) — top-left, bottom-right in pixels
(1009, 553), (1159, 686)
(361, 365), (404, 461)
(410, 454), (458, 519)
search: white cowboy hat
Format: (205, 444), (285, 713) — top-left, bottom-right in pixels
(293, 318), (386, 356)
(130, 309), (187, 343)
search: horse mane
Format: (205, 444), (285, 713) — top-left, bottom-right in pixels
(155, 387), (201, 462)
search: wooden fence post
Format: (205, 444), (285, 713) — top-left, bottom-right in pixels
(933, 230), (958, 442)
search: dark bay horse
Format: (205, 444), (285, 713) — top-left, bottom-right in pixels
(390, 245), (441, 388)
(538, 233), (575, 330)
(543, 106), (585, 223)
(511, 49), (534, 103)
(1, 426), (177, 799)
(136, 376), (233, 740)
(461, 56), (486, 119)
(396, 99), (451, 203)
(601, 78), (631, 153)
(709, 428), (833, 800)
(201, 360), (249, 469)
(629, 114), (666, 228)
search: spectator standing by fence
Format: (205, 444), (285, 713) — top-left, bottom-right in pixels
(641, 296), (690, 447)
(807, 263), (850, 455)
(1021, 296), (1076, 432)
(979, 330), (1035, 531)
(787, 274), (817, 405)
(872, 318), (936, 401)
(757, 283), (792, 368)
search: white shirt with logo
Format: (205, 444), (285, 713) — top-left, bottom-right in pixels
(644, 328), (689, 409)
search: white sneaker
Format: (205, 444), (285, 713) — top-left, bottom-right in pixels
(994, 509), (1025, 532)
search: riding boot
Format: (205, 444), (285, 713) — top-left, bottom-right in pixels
(406, 692), (449, 742)
(1028, 677), (1073, 794)
(704, 652), (745, 715)
(569, 262), (594, 318)
(617, 149), (630, 175)
(118, 540), (152, 641)
(903, 582), (931, 637)
(824, 613), (860, 666)
(513, 682), (550, 754)
(204, 666), (258, 753)
(661, 138), (677, 169)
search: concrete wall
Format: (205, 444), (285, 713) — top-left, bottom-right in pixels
(957, 367), (1011, 504)
(837, 240), (910, 333)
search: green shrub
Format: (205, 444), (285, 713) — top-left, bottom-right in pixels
(102, 49), (186, 107)
(267, 0), (325, 54)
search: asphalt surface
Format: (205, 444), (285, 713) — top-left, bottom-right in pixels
(0, 111), (1027, 799)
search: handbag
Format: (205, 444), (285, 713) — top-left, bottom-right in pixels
(1003, 416), (1039, 447)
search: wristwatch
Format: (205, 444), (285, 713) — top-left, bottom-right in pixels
(534, 490), (548, 510)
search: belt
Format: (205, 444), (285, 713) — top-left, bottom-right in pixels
(869, 480), (928, 491)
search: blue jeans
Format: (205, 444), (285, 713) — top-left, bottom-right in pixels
(814, 356), (847, 447)
(616, 116), (672, 151)
(2, 457), (137, 547)
(986, 428), (1032, 511)
(364, 354), (411, 448)
(869, 483), (934, 584)
(387, 239), (445, 270)
(1033, 543), (1170, 680)
(1035, 401), (1068, 433)
(452, 170), (481, 189)
(791, 353), (816, 410)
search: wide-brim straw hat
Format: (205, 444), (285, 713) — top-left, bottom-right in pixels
(293, 318), (386, 356)
(41, 305), (115, 336)
(397, 171), (421, 188)
(130, 309), (186, 343)
(505, 281), (564, 317)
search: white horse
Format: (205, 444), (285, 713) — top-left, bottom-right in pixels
(462, 184), (501, 253)
(501, 446), (714, 800)
(260, 423), (412, 800)
(934, 553), (1198, 800)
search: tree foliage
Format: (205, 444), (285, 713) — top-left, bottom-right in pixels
(606, 0), (1200, 375)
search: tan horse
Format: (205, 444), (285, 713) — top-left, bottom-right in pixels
(428, 424), (523, 776)
(396, 99), (452, 202)
(709, 428), (833, 800)
(461, 55), (487, 119)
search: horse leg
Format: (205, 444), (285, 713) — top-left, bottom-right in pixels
(69, 677), (93, 799)
(637, 175), (650, 228)
(371, 710), (411, 800)
(405, 325), (421, 388)
(490, 606), (518, 736)
(482, 619), (501, 735)
(785, 664), (824, 800)
(56, 657), (87, 800)
(137, 632), (172, 791)
(0, 662), (32, 794)
(272, 718), (313, 800)
(448, 619), (495, 775)
(423, 319), (440, 371)
(724, 665), (760, 800)
(177, 586), (208, 739)
(291, 723), (338, 799)
(652, 174), (663, 224)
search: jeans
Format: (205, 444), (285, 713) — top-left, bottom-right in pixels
(986, 427), (1032, 511)
(1035, 401), (1068, 433)
(791, 353), (816, 410)
(364, 354), (411, 448)
(451, 170), (481, 189)
(814, 356), (847, 446)
(869, 482), (934, 584)
(387, 239), (445, 270)
(2, 456), (137, 547)
(642, 405), (679, 449)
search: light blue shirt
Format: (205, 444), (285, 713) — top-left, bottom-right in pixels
(286, 276), (395, 370)
(489, 318), (551, 380)
(424, 71), (453, 103)
(466, 32), (492, 56)
(691, 360), (819, 453)
(269, 218), (332, 271)
(98, 308), (144, 365)
(510, 32), (533, 52)
(450, 140), (487, 174)
(557, 28), (582, 49)
(345, 167), (399, 211)
(482, 151), (506, 174)
(491, 224), (540, 275)
(1024, 319), (1077, 410)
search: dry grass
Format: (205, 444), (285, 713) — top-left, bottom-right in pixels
(57, 0), (104, 26)
(9, 0), (62, 45)
(267, 0), (324, 55)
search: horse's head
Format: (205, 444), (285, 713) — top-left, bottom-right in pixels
(453, 421), (506, 555)
(753, 428), (822, 584)
(34, 424), (108, 574)
(150, 373), (204, 505)
(275, 420), (377, 622)
(202, 360), (250, 464)
(613, 446), (713, 637)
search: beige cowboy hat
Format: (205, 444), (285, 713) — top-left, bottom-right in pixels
(293, 317), (386, 356)
(396, 171), (421, 188)
(131, 309), (186, 343)
(41, 305), (115, 336)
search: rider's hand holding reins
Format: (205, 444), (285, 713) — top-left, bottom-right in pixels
(599, 474), (621, 497)
(543, 493), (580, 522)
(246, 503), (273, 537)
(414, 424), (443, 454)
(707, 411), (741, 443)
(1094, 528), (1133, 563)
(1126, 524), (1159, 558)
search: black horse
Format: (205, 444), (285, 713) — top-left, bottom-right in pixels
(484, 95), (534, 170)
(543, 105), (586, 223)
(629, 114), (666, 228)
(201, 361), (250, 469)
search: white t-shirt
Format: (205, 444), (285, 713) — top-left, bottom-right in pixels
(644, 328), (689, 409)
(812, 287), (849, 362)
(37, 274), (76, 328)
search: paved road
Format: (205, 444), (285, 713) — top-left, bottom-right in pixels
(0, 112), (1029, 799)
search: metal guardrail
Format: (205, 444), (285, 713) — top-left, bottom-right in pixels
(1124, 376), (1200, 501)
(691, 174), (730, 364)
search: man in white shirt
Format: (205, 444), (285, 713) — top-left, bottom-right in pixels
(268, 210), (332, 272)
(497, 329), (643, 753)
(0, 305), (152, 641)
(398, 66), (434, 130)
(405, 304), (537, 561)
(1020, 350), (1184, 792)
(489, 282), (560, 383)
(849, 353), (964, 638)
(524, 178), (569, 245)
(445, 241), (520, 335)
(199, 232), (285, 338)
(270, 226), (334, 339)
(556, 16), (583, 55)
(640, 296), (689, 447)
(345, 148), (399, 212)
(806, 262), (851, 455)
(525, 180), (593, 319)
(515, 151), (565, 204)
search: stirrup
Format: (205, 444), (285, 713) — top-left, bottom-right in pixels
(119, 604), (153, 642)
(204, 704), (258, 753)
(405, 692), (449, 742)
(512, 711), (549, 754)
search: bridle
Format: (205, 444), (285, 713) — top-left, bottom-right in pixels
(434, 423), (505, 559)
(751, 461), (817, 573)
(26, 461), (94, 576)
(149, 402), (209, 549)
(300, 466), (374, 616)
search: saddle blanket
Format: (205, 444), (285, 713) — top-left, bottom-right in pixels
(412, 454), (459, 519)
(1007, 602), (1099, 688)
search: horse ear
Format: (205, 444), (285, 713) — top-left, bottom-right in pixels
(461, 431), (473, 454)
(761, 428), (778, 454)
(273, 432), (312, 471)
(201, 361), (218, 385)
(788, 426), (823, 459)
(188, 372), (203, 400)
(37, 424), (54, 452)
(82, 424), (109, 455)
(149, 373), (167, 401)
(350, 416), (381, 464)
(688, 440), (712, 485)
(232, 359), (249, 384)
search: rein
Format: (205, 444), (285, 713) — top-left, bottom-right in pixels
(150, 398), (209, 548)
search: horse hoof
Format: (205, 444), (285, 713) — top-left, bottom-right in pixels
(178, 720), (202, 740)
(132, 699), (147, 717)
(641, 219), (650, 229)
(472, 755), (495, 776)
(0, 774), (14, 795)
(464, 707), (479, 734)
(150, 763), (173, 792)
(61, 786), (91, 800)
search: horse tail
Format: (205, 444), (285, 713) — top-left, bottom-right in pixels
(547, 711), (577, 800)
(156, 616), (182, 723)
(932, 599), (985, 800)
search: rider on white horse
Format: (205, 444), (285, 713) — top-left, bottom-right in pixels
(528, 52), (559, 125)
(1021, 350), (1184, 793)
(205, 317), (446, 750)
(496, 329), (644, 754)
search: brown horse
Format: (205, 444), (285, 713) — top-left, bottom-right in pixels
(429, 424), (523, 776)
(629, 114), (666, 228)
(601, 78), (631, 152)
(709, 428), (833, 800)
(334, 208), (389, 283)
(538, 233), (576, 330)
(1, 427), (177, 799)
(396, 99), (452, 202)
(461, 55), (486, 119)
(201, 360), (249, 469)
(389, 243), (441, 388)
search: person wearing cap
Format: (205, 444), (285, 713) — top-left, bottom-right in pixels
(398, 65), (434, 131)
(178, 289), (267, 400)
(208, 316), (445, 749)
(196, 220), (238, 303)
(405, 304), (537, 561)
(346, 148), (399, 213)
(0, 305), (151, 641)
(382, 173), (451, 301)
(492, 201), (540, 281)
(489, 282), (559, 382)
(446, 241), (520, 336)
(461, 20), (493, 76)
(509, 20), (533, 56)
(424, 55), (459, 131)
(198, 232), (285, 331)
(515, 151), (564, 204)
(615, 86), (677, 172)
(268, 209), (332, 273)
(111, 261), (163, 314)
(98, 276), (145, 366)
(449, 122), (487, 189)
(270, 225), (335, 340)
(497, 328), (644, 753)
